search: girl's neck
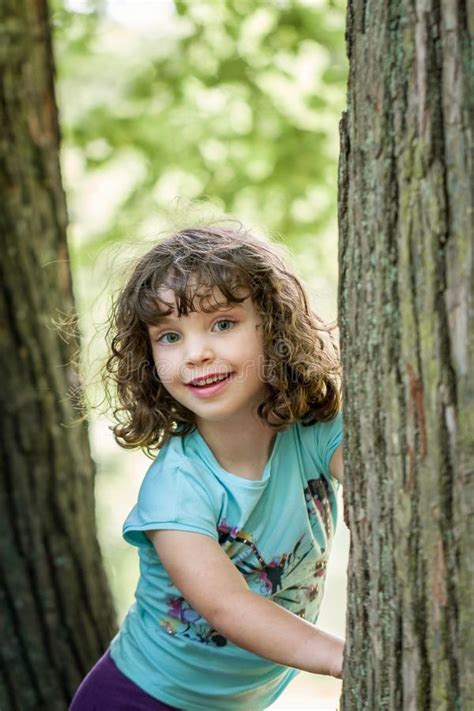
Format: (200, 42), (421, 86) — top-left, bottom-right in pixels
(196, 414), (278, 481)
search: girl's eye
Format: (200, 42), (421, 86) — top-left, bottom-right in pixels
(213, 319), (237, 332)
(158, 332), (180, 345)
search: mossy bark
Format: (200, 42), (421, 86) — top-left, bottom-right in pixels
(0, 1), (116, 709)
(338, 2), (472, 710)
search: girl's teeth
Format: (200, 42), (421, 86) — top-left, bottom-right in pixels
(194, 375), (227, 386)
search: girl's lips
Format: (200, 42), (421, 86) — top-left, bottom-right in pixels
(185, 373), (234, 398)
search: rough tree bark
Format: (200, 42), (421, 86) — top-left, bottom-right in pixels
(0, 2), (116, 709)
(338, 2), (472, 710)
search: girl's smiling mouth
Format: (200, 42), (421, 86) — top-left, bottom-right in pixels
(187, 372), (233, 386)
(185, 373), (234, 397)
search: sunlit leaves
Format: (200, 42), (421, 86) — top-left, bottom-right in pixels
(54, 0), (347, 282)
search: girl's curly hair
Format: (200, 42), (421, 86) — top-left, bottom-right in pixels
(103, 225), (342, 456)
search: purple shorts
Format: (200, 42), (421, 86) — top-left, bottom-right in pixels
(69, 649), (180, 710)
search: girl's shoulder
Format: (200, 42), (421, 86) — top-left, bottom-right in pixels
(138, 428), (226, 510)
(124, 433), (222, 548)
(294, 411), (343, 481)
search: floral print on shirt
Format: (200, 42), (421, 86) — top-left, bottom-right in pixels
(158, 475), (335, 646)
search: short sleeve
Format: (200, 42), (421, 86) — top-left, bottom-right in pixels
(300, 412), (343, 483)
(123, 465), (220, 548)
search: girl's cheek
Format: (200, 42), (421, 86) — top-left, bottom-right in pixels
(153, 357), (176, 385)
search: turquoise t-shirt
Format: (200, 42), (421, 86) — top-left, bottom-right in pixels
(110, 413), (343, 711)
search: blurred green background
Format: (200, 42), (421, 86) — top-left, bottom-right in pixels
(52, 1), (349, 707)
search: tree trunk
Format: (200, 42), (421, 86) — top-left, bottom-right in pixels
(0, 2), (117, 709)
(338, 2), (472, 709)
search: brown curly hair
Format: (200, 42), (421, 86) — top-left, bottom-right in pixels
(103, 225), (341, 456)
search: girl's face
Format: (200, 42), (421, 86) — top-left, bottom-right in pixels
(147, 287), (268, 428)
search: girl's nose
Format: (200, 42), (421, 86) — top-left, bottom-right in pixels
(184, 339), (215, 365)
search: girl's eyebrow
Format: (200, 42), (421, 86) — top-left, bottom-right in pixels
(148, 304), (245, 330)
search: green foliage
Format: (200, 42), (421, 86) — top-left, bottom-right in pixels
(53, 0), (347, 278)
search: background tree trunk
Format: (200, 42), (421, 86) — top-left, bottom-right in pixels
(338, 2), (472, 709)
(0, 2), (116, 709)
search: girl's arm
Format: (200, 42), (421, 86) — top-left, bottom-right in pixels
(329, 445), (344, 483)
(146, 529), (345, 678)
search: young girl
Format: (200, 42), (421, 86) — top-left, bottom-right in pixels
(71, 225), (345, 711)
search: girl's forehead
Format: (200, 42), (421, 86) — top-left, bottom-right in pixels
(152, 284), (253, 319)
